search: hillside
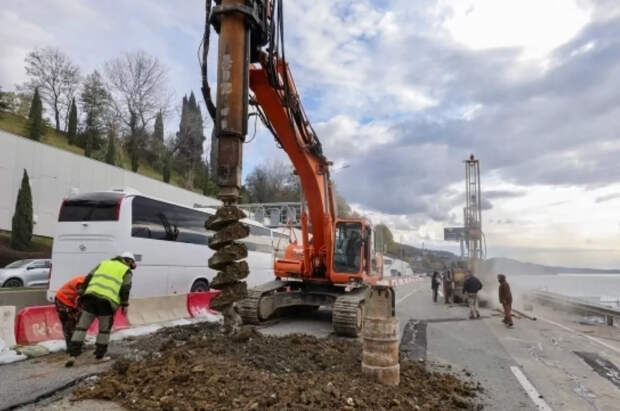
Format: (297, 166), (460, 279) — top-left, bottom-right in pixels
(0, 112), (200, 193)
(481, 257), (620, 276)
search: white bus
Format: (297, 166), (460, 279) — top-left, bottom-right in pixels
(382, 256), (413, 277)
(47, 190), (289, 301)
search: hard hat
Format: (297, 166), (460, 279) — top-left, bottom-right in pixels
(121, 251), (136, 261)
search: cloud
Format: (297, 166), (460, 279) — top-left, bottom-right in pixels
(484, 190), (527, 199)
(595, 192), (620, 203)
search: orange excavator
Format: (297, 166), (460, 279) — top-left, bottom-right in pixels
(202, 0), (394, 336)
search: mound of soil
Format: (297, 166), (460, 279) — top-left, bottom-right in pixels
(74, 323), (482, 410)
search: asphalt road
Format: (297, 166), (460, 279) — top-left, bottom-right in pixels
(2, 277), (619, 410)
(262, 278), (620, 410)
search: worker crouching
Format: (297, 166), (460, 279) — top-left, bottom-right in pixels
(55, 275), (86, 351)
(65, 252), (135, 367)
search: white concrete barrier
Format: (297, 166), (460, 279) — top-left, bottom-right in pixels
(0, 306), (16, 348)
(376, 276), (424, 287)
(127, 295), (189, 326)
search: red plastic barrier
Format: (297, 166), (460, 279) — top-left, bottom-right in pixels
(187, 291), (221, 317)
(15, 305), (63, 345)
(88, 310), (130, 334)
(16, 305), (131, 345)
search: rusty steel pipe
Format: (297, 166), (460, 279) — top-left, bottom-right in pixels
(215, 0), (250, 203)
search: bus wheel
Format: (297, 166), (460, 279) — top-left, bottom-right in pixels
(191, 279), (210, 293)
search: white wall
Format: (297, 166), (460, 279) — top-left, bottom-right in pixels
(0, 130), (220, 237)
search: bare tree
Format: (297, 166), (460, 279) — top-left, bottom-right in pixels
(104, 51), (170, 132)
(24, 47), (81, 132)
(244, 160), (300, 203)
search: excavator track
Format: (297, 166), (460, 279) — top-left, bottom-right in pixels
(332, 286), (371, 337)
(238, 280), (285, 325)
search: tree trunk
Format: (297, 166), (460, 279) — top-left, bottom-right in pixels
(54, 102), (60, 132)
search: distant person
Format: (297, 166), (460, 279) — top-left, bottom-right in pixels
(443, 270), (453, 305)
(498, 274), (513, 327)
(54, 275), (86, 351)
(66, 252), (135, 367)
(431, 271), (440, 302)
(463, 273), (482, 319)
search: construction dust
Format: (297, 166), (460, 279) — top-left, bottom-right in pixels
(74, 323), (483, 410)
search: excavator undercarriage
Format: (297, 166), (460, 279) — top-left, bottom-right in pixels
(240, 281), (395, 337)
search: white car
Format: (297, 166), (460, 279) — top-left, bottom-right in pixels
(0, 259), (51, 287)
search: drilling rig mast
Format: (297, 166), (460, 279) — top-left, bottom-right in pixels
(464, 154), (485, 263)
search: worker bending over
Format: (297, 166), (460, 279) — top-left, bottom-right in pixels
(463, 273), (482, 319)
(66, 252), (135, 367)
(55, 275), (86, 351)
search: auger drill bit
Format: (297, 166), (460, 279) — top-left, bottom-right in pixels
(204, 0), (253, 335)
(206, 206), (249, 334)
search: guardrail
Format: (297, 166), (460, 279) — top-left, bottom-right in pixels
(532, 290), (620, 327)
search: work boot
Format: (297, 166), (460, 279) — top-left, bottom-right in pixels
(469, 314), (475, 319)
(65, 357), (76, 367)
(68, 341), (83, 357)
(94, 344), (107, 360)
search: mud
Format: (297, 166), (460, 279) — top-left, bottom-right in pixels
(74, 323), (482, 410)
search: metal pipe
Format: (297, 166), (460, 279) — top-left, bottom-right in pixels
(215, 0), (250, 203)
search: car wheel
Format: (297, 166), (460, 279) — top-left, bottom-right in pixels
(190, 279), (210, 293)
(3, 278), (23, 288)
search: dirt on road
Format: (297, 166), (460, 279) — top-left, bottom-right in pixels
(74, 322), (482, 410)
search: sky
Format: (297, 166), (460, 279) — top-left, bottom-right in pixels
(2, 0), (620, 268)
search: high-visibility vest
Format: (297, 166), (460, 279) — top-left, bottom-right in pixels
(55, 275), (86, 308)
(84, 260), (128, 306)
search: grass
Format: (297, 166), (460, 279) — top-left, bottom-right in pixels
(0, 112), (198, 193)
(0, 230), (52, 252)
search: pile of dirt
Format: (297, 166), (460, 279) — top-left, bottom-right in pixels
(74, 323), (483, 410)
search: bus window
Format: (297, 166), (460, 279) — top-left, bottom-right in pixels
(132, 196), (212, 245)
(59, 192), (122, 222)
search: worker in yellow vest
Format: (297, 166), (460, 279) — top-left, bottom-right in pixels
(65, 252), (135, 367)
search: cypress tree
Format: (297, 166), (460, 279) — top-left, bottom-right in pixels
(153, 111), (164, 142)
(84, 111), (94, 158)
(27, 88), (43, 141)
(163, 154), (171, 183)
(128, 111), (140, 172)
(67, 98), (77, 145)
(105, 128), (116, 165)
(11, 169), (33, 251)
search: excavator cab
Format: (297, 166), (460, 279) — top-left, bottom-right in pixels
(331, 219), (381, 284)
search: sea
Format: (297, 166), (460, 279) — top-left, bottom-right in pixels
(510, 273), (620, 308)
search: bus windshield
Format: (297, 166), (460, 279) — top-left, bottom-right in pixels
(58, 192), (122, 222)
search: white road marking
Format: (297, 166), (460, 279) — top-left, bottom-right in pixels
(510, 366), (554, 411)
(396, 290), (416, 305)
(538, 316), (620, 356)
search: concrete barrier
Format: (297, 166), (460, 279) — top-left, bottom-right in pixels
(376, 276), (424, 287)
(0, 306), (16, 348)
(187, 291), (220, 317)
(127, 295), (189, 326)
(0, 288), (48, 313)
